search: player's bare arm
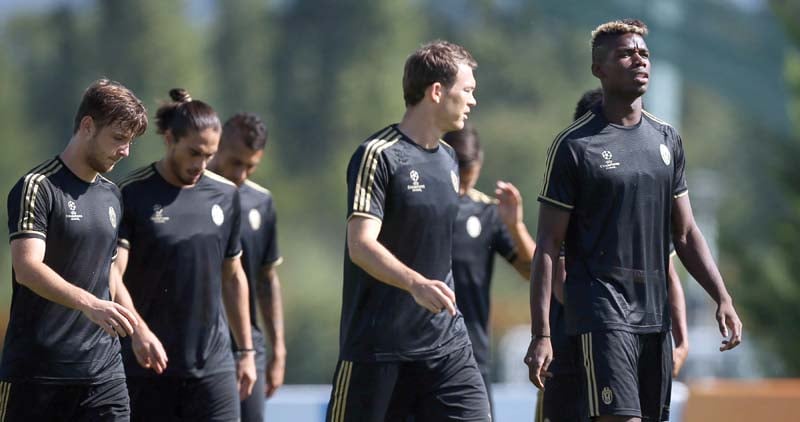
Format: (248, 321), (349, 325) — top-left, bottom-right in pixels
(667, 256), (689, 377)
(495, 180), (537, 279)
(11, 238), (137, 338)
(112, 246), (168, 373)
(524, 203), (570, 389)
(347, 215), (457, 316)
(671, 194), (742, 351)
(222, 257), (257, 399)
(258, 265), (286, 398)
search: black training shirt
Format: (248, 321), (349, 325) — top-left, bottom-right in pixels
(539, 106), (687, 334)
(339, 124), (470, 362)
(236, 179), (282, 368)
(118, 164), (242, 378)
(2, 156), (124, 384)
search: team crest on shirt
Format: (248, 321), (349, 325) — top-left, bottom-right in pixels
(659, 144), (671, 166)
(451, 170), (459, 193)
(150, 204), (170, 224)
(407, 170), (426, 192)
(466, 216), (482, 238)
(601, 386), (614, 405)
(211, 204), (225, 226)
(248, 208), (261, 230)
(599, 150), (620, 170)
(108, 206), (117, 228)
(66, 200), (83, 221)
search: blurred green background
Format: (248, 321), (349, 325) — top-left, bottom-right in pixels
(0, 0), (799, 384)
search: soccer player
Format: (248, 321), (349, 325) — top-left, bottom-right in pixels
(208, 112), (286, 422)
(525, 20), (742, 422)
(327, 40), (490, 421)
(113, 89), (257, 421)
(535, 88), (691, 422)
(443, 123), (536, 412)
(2, 79), (147, 421)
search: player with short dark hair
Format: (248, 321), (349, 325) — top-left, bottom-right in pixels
(113, 88), (257, 422)
(443, 123), (536, 415)
(2, 78), (147, 421)
(327, 40), (490, 421)
(209, 112), (286, 422)
(525, 19), (742, 422)
(534, 88), (691, 422)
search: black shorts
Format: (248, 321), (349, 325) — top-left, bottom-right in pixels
(0, 378), (129, 422)
(536, 371), (589, 422)
(240, 357), (266, 422)
(326, 346), (490, 422)
(128, 371), (239, 422)
(577, 331), (672, 421)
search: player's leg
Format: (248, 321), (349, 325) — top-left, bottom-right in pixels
(128, 376), (181, 422)
(1, 381), (83, 422)
(541, 335), (590, 421)
(73, 378), (130, 422)
(578, 331), (642, 421)
(637, 332), (672, 421)
(240, 358), (266, 422)
(181, 371), (240, 422)
(325, 359), (401, 422)
(414, 345), (490, 422)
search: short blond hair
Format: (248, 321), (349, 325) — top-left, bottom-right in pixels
(591, 19), (648, 63)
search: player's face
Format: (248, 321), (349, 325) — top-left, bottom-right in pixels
(213, 137), (264, 187)
(166, 127), (220, 186)
(87, 121), (134, 174)
(438, 63), (477, 132)
(595, 33), (650, 98)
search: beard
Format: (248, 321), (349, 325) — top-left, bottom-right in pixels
(86, 135), (117, 174)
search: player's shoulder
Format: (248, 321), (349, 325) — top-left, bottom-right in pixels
(202, 169), (238, 192)
(118, 164), (157, 190)
(465, 188), (498, 206)
(241, 179), (273, 201)
(558, 110), (604, 145)
(16, 157), (63, 185)
(438, 139), (457, 159)
(354, 125), (404, 154)
(642, 109), (678, 136)
(95, 174), (122, 196)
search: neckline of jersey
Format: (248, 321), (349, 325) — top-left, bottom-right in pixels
(594, 104), (645, 131)
(151, 161), (205, 189)
(55, 155), (101, 186)
(392, 124), (441, 153)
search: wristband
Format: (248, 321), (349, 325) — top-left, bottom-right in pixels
(235, 348), (255, 353)
(532, 334), (551, 339)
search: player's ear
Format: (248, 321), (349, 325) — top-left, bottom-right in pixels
(591, 62), (604, 79)
(428, 82), (443, 104)
(79, 115), (96, 137)
(164, 129), (176, 146)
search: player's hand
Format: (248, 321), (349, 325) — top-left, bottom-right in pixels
(409, 278), (456, 316)
(131, 327), (168, 374)
(265, 352), (286, 398)
(82, 297), (138, 338)
(495, 181), (524, 228)
(524, 337), (553, 390)
(716, 300), (743, 351)
(236, 352), (257, 400)
(672, 343), (689, 377)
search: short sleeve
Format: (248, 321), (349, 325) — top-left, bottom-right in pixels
(226, 190), (243, 258)
(672, 130), (688, 198)
(8, 175), (51, 241)
(262, 198), (283, 267)
(347, 143), (390, 221)
(538, 137), (579, 211)
(490, 207), (517, 264)
(117, 188), (133, 249)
